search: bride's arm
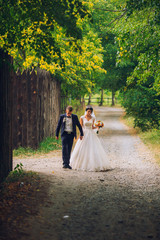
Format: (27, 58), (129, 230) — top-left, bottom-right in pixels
(92, 119), (99, 130)
(80, 117), (83, 127)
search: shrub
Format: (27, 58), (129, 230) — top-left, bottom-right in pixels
(121, 86), (160, 131)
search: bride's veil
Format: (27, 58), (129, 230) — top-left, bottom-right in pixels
(84, 110), (96, 120)
(84, 105), (96, 121)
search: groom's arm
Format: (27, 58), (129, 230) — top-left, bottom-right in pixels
(75, 115), (84, 137)
(55, 115), (63, 138)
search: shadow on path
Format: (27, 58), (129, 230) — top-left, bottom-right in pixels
(11, 106), (160, 240)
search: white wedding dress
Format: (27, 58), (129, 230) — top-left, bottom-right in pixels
(70, 116), (110, 171)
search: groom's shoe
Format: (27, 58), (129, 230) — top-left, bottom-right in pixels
(63, 165), (68, 169)
(63, 165), (72, 169)
(67, 165), (72, 169)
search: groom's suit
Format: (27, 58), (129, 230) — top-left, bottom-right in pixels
(56, 114), (83, 167)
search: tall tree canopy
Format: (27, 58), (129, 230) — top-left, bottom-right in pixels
(0, 0), (88, 68)
(1, 0), (159, 129)
(87, 0), (130, 103)
(0, 0), (106, 96)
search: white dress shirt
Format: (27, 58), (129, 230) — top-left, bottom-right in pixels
(65, 116), (73, 133)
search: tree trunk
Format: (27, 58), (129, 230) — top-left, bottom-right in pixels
(88, 93), (91, 105)
(99, 89), (103, 106)
(112, 90), (115, 106)
(0, 50), (13, 183)
(81, 96), (85, 109)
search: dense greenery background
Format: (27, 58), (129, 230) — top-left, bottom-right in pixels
(1, 0), (160, 130)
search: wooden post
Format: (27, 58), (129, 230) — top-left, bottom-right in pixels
(0, 50), (13, 182)
(88, 94), (91, 105)
(112, 90), (115, 106)
(12, 70), (18, 149)
(21, 70), (28, 147)
(30, 69), (38, 148)
(99, 89), (103, 106)
(17, 69), (23, 148)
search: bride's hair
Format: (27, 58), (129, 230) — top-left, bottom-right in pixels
(85, 105), (93, 113)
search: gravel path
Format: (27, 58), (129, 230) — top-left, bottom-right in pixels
(13, 106), (160, 240)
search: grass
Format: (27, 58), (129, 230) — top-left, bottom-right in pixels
(122, 114), (160, 165)
(13, 137), (62, 158)
(140, 129), (160, 164)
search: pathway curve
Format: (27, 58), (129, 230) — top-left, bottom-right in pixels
(13, 106), (160, 240)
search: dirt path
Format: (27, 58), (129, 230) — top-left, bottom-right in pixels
(13, 107), (160, 240)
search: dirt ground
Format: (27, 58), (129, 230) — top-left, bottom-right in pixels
(12, 106), (160, 240)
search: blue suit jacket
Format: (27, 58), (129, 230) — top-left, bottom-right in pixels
(56, 114), (84, 139)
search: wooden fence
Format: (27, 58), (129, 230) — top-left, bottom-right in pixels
(12, 68), (61, 149)
(84, 97), (119, 105)
(0, 50), (13, 182)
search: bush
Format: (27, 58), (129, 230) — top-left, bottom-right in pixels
(121, 86), (160, 131)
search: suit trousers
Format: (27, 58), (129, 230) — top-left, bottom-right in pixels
(61, 132), (74, 166)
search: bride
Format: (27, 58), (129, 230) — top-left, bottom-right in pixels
(70, 106), (110, 171)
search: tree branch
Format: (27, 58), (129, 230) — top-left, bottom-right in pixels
(99, 10), (128, 36)
(105, 10), (128, 27)
(94, 7), (127, 12)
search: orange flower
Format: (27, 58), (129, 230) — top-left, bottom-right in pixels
(95, 120), (104, 128)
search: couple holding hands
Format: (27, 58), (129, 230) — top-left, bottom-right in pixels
(56, 105), (110, 171)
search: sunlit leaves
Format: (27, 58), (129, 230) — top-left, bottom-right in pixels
(1, 0), (106, 96)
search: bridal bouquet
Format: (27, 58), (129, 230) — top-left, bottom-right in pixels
(95, 120), (104, 134)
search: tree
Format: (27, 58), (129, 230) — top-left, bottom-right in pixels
(88, 0), (129, 105)
(0, 0), (88, 69)
(0, 0), (106, 97)
(100, 32), (134, 105)
(114, 0), (160, 129)
(0, 50), (12, 182)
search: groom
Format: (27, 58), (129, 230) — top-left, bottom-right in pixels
(56, 106), (83, 169)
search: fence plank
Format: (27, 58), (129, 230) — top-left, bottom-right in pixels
(21, 70), (28, 147)
(0, 50), (13, 182)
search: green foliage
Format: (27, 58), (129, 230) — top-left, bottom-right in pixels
(121, 86), (160, 130)
(101, 33), (133, 93)
(112, 0), (160, 129)
(1, 0), (159, 128)
(0, 0), (106, 97)
(1, 0), (86, 66)
(88, 0), (128, 97)
(114, 8), (159, 93)
(13, 163), (24, 174)
(0, 0), (87, 47)
(71, 99), (85, 117)
(60, 25), (106, 97)
(126, 0), (160, 24)
(5, 163), (25, 182)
